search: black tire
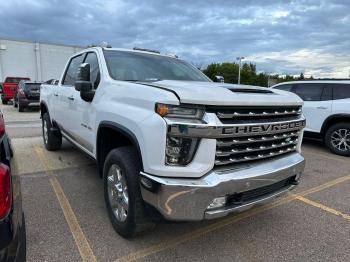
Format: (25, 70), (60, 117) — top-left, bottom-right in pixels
(42, 112), (62, 151)
(325, 122), (350, 156)
(2, 99), (8, 105)
(18, 102), (24, 112)
(17, 214), (27, 262)
(13, 97), (18, 108)
(103, 147), (154, 238)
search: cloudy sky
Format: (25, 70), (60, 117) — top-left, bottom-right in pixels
(0, 0), (349, 78)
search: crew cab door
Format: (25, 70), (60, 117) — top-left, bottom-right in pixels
(66, 52), (101, 154)
(55, 54), (85, 133)
(293, 83), (333, 133)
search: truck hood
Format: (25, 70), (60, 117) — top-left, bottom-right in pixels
(142, 80), (303, 106)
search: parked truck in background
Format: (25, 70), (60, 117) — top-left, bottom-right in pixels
(1, 77), (30, 105)
(40, 47), (306, 238)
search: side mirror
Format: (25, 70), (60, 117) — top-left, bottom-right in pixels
(214, 75), (224, 83)
(75, 63), (92, 92)
(74, 63), (95, 102)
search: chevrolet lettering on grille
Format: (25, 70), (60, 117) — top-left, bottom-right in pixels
(223, 120), (306, 136)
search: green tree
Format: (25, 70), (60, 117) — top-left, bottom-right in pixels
(202, 63), (314, 87)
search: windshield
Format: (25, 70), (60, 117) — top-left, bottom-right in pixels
(24, 83), (41, 90)
(5, 77), (29, 83)
(103, 50), (210, 82)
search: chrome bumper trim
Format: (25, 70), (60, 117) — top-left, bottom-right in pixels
(141, 152), (305, 221)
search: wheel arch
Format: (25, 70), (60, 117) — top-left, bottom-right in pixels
(321, 114), (350, 135)
(96, 121), (144, 178)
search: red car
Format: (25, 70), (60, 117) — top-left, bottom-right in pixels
(0, 111), (26, 261)
(1, 77), (30, 105)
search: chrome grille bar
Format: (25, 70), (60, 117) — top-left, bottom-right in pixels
(217, 109), (302, 119)
(216, 138), (298, 157)
(215, 146), (297, 166)
(217, 131), (300, 147)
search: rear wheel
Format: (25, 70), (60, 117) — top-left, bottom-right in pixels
(18, 102), (24, 112)
(13, 97), (18, 108)
(2, 99), (7, 105)
(325, 122), (350, 156)
(42, 113), (62, 151)
(103, 147), (154, 238)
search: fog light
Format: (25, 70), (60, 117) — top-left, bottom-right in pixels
(140, 176), (159, 192)
(207, 196), (227, 210)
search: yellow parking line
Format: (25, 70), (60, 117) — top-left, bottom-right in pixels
(295, 195), (350, 221)
(114, 174), (350, 262)
(35, 146), (97, 262)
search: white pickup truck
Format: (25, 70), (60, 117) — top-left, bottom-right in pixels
(40, 47), (306, 238)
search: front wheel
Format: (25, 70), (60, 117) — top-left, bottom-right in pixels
(325, 122), (350, 156)
(42, 113), (62, 151)
(103, 147), (154, 238)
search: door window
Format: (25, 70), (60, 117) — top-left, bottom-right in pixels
(84, 52), (101, 89)
(294, 83), (323, 101)
(274, 84), (293, 92)
(332, 84), (350, 100)
(321, 84), (333, 101)
(62, 54), (85, 86)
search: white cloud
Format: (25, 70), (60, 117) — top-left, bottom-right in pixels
(247, 48), (350, 78)
(271, 10), (290, 18)
(0, 0), (349, 78)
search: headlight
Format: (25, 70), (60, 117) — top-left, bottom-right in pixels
(165, 136), (199, 165)
(156, 103), (204, 119)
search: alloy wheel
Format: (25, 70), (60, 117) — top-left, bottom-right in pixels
(331, 128), (350, 152)
(107, 164), (129, 222)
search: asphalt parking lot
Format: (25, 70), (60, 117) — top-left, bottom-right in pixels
(2, 103), (350, 262)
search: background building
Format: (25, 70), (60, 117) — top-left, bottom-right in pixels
(0, 38), (83, 82)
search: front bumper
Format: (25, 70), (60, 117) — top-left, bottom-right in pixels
(141, 152), (305, 221)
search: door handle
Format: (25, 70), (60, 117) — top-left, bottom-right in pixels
(53, 93), (58, 97)
(68, 96), (74, 101)
(316, 106), (328, 109)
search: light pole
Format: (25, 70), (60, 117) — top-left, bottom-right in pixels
(236, 56), (244, 84)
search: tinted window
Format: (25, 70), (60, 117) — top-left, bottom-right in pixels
(5, 77), (29, 83)
(103, 50), (209, 82)
(274, 84), (293, 91)
(84, 52), (100, 89)
(294, 83), (323, 101)
(63, 54), (85, 86)
(333, 84), (350, 100)
(321, 84), (333, 101)
(23, 83), (41, 90)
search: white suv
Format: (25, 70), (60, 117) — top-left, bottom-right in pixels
(272, 81), (350, 156)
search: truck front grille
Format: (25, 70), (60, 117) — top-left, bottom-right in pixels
(215, 130), (299, 166)
(211, 106), (303, 167)
(207, 106), (302, 124)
